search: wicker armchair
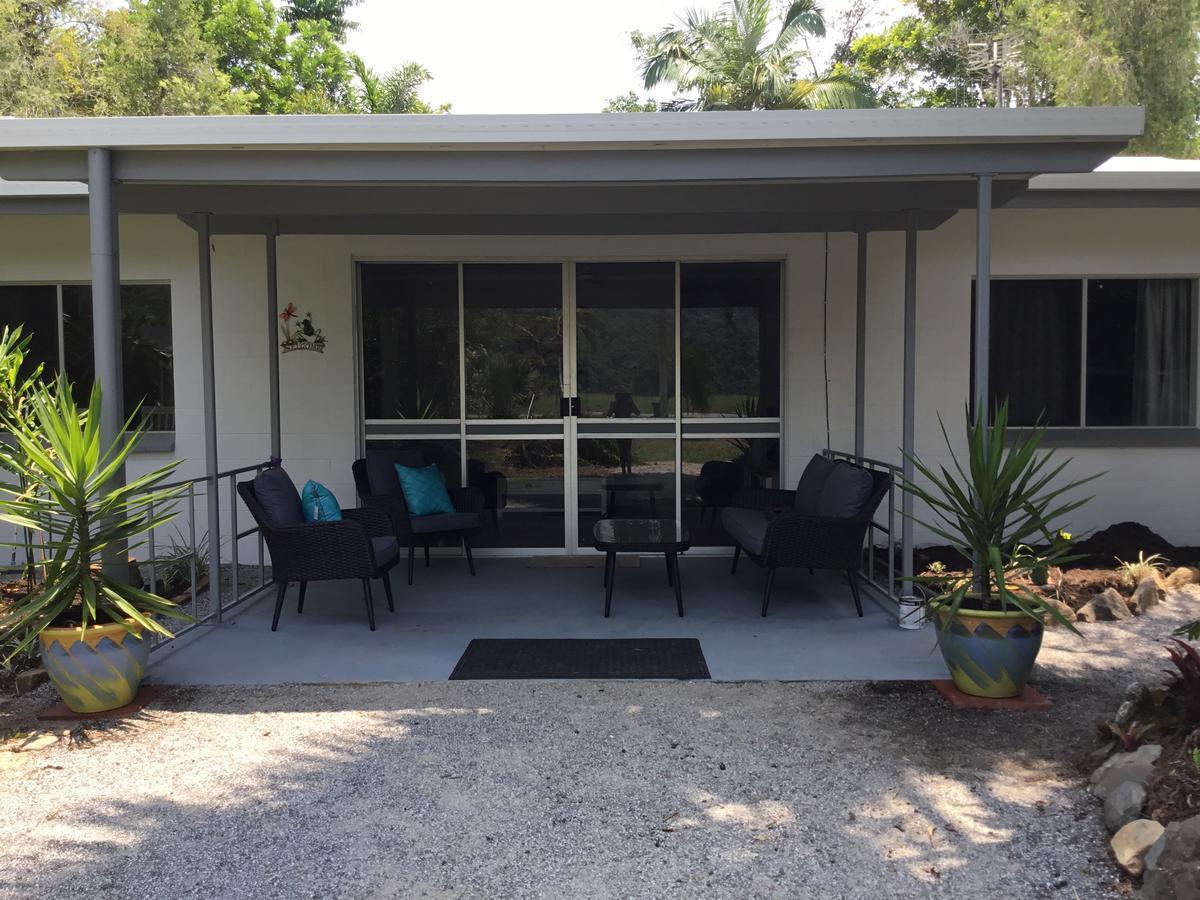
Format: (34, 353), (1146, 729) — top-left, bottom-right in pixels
(351, 447), (484, 585)
(721, 454), (890, 617)
(238, 468), (399, 632)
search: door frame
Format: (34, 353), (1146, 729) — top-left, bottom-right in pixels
(354, 253), (786, 557)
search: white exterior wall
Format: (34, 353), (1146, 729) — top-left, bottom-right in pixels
(0, 205), (1197, 551)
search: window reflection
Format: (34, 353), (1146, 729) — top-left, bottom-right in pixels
(680, 262), (781, 417)
(576, 262), (675, 418)
(464, 264), (562, 419)
(577, 438), (677, 537)
(467, 440), (564, 548)
(361, 264), (459, 420)
(682, 438), (780, 545)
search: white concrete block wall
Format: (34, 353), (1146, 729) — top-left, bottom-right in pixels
(0, 207), (1197, 556)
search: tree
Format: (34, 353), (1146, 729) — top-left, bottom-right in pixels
(97, 0), (250, 115)
(632, 0), (872, 110)
(602, 92), (657, 112)
(1015, 0), (1200, 156)
(836, 0), (1015, 108)
(282, 0), (359, 40)
(351, 57), (450, 114)
(202, 0), (292, 112)
(0, 0), (98, 116)
(841, 0), (1200, 155)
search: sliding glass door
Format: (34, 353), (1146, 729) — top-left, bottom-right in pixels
(462, 264), (566, 549)
(359, 258), (782, 554)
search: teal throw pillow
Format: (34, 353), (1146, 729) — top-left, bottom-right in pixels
(301, 480), (342, 522)
(395, 463), (455, 517)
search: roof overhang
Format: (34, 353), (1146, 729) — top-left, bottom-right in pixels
(1016, 156), (1200, 208)
(0, 108), (1146, 235)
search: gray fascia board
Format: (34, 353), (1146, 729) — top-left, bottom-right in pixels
(0, 108), (1146, 152)
(126, 178), (1027, 217)
(92, 143), (1127, 186)
(189, 209), (956, 235)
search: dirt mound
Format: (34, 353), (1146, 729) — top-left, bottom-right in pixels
(1069, 521), (1177, 569)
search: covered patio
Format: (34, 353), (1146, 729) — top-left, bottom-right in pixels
(149, 557), (944, 683)
(0, 108), (1146, 682)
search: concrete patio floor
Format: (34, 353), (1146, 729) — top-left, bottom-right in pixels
(150, 557), (947, 684)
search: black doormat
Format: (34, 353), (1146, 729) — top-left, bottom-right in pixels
(449, 638), (710, 680)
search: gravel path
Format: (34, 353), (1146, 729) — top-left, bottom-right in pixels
(1, 589), (1197, 899)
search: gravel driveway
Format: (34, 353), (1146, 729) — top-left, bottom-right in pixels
(1, 591), (1196, 900)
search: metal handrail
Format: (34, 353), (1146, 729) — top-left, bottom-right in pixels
(823, 449), (903, 610)
(141, 462), (273, 648)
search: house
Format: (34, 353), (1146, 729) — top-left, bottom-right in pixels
(0, 108), (1195, 664)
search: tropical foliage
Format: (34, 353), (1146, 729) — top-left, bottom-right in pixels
(834, 0), (1200, 156)
(0, 369), (186, 662)
(631, 0), (872, 111)
(0, 0), (445, 117)
(901, 400), (1099, 629)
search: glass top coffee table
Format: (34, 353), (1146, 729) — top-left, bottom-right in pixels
(592, 518), (691, 618)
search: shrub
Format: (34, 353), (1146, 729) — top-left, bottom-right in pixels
(1116, 551), (1168, 586)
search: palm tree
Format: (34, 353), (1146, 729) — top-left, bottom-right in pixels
(349, 56), (450, 114)
(635, 0), (872, 111)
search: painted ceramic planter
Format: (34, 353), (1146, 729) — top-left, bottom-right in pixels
(39, 620), (149, 713)
(931, 602), (1044, 699)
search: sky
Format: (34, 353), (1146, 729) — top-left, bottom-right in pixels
(344, 0), (905, 115)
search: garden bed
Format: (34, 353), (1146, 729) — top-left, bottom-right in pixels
(914, 520), (1200, 625)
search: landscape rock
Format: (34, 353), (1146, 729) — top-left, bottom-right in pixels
(1058, 570), (1128, 609)
(1115, 700), (1137, 728)
(1141, 814), (1200, 899)
(1126, 681), (1149, 703)
(14, 667), (47, 696)
(1041, 596), (1076, 627)
(1091, 744), (1162, 799)
(1104, 780), (1147, 833)
(1130, 578), (1166, 615)
(1165, 566), (1200, 590)
(1078, 588), (1134, 623)
(1111, 819), (1165, 876)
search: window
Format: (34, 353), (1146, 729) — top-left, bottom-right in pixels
(0, 282), (175, 431)
(575, 262), (676, 418)
(680, 261), (781, 417)
(360, 264), (459, 420)
(975, 277), (1196, 428)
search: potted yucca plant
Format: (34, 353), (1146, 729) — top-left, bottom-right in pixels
(902, 401), (1098, 698)
(0, 371), (187, 713)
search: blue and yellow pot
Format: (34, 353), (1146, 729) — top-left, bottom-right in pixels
(931, 601), (1044, 698)
(39, 620), (149, 713)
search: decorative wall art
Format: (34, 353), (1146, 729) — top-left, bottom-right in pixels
(279, 302), (327, 354)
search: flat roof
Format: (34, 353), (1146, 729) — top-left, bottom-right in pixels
(1029, 155), (1200, 192)
(0, 107), (1145, 152)
(0, 109), (1157, 233)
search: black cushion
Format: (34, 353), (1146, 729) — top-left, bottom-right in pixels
(365, 447), (425, 496)
(409, 511), (480, 535)
(793, 454), (839, 515)
(816, 463), (875, 518)
(254, 467), (304, 527)
(720, 507), (769, 555)
(371, 536), (400, 564)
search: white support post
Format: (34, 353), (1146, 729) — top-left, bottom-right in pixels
(901, 213), (918, 586)
(197, 214), (223, 620)
(974, 175), (994, 419)
(854, 230), (868, 461)
(88, 148), (127, 581)
(265, 230), (281, 460)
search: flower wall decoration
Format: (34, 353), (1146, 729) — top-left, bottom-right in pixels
(279, 303), (327, 354)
